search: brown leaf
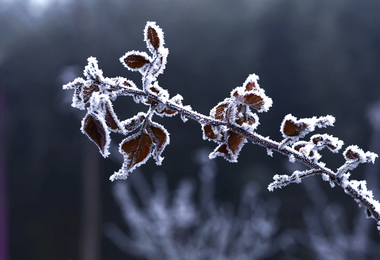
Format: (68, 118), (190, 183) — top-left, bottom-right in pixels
(327, 144), (337, 150)
(123, 113), (146, 132)
(232, 90), (266, 111)
(244, 93), (263, 106)
(292, 142), (315, 157)
(216, 144), (229, 158)
(345, 149), (359, 160)
(104, 101), (122, 132)
(82, 113), (109, 157)
(210, 131), (246, 162)
(120, 132), (153, 171)
(74, 88), (81, 103)
(121, 80), (136, 89)
(244, 81), (260, 92)
(242, 93), (264, 110)
(311, 136), (324, 145)
(82, 84), (99, 103)
(124, 54), (150, 69)
(203, 124), (218, 140)
(143, 99), (158, 107)
(282, 119), (308, 137)
(235, 113), (256, 126)
(293, 143), (306, 152)
(145, 122), (169, 164)
(162, 108), (177, 115)
(227, 131), (245, 157)
(146, 26), (160, 51)
(155, 107), (177, 116)
(212, 101), (231, 120)
(149, 85), (160, 94)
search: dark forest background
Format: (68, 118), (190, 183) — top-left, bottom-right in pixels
(1, 0), (380, 259)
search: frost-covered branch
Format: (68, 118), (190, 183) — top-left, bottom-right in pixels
(63, 21), (380, 230)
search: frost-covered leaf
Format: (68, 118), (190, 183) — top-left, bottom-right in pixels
(84, 56), (104, 82)
(149, 49), (168, 78)
(63, 77), (87, 110)
(119, 132), (153, 174)
(155, 107), (177, 117)
(122, 112), (146, 132)
(108, 77), (139, 100)
(209, 131), (246, 162)
(180, 105), (192, 123)
(63, 57), (138, 111)
(82, 84), (100, 103)
(211, 99), (231, 121)
(63, 77), (84, 90)
(234, 111), (257, 126)
(118, 22), (168, 80)
(154, 95), (178, 116)
(293, 141), (313, 155)
(343, 145), (378, 164)
(228, 131), (246, 158)
(203, 100), (231, 142)
(280, 114), (336, 141)
(154, 94), (182, 117)
(81, 112), (110, 157)
(116, 120), (169, 175)
(281, 114), (310, 138)
(314, 115), (335, 128)
(268, 169), (319, 191)
(231, 74), (272, 113)
(147, 82), (169, 102)
(292, 141), (321, 161)
(210, 143), (229, 159)
(202, 124), (220, 141)
(337, 145), (378, 177)
(124, 53), (150, 69)
(231, 104), (260, 133)
(237, 92), (264, 110)
(170, 94), (183, 105)
(144, 21), (165, 54)
(145, 121), (170, 165)
(120, 51), (151, 73)
(104, 100), (124, 133)
(310, 134), (344, 153)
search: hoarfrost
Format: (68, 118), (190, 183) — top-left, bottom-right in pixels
(349, 180), (372, 200)
(230, 73), (273, 113)
(310, 133), (344, 153)
(81, 111), (111, 158)
(343, 145), (378, 164)
(84, 56), (104, 82)
(170, 93), (184, 105)
(116, 132), (153, 179)
(280, 114), (335, 141)
(144, 21), (166, 54)
(268, 169), (316, 191)
(180, 105), (192, 122)
(292, 141), (321, 162)
(119, 50), (152, 75)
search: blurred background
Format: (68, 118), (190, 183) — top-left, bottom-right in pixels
(1, 0), (380, 259)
